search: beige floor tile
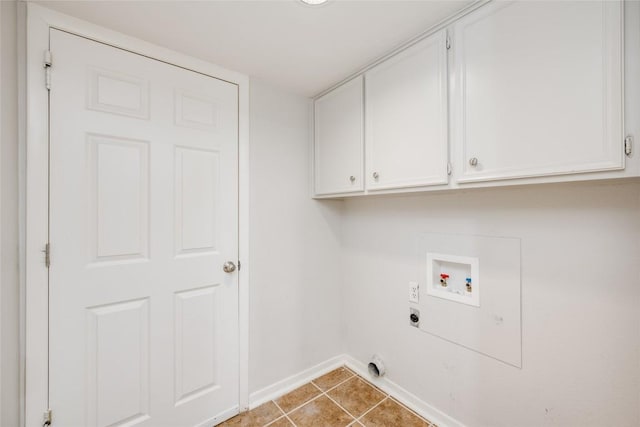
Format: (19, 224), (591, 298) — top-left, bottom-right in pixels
(218, 401), (283, 426)
(360, 398), (430, 427)
(327, 377), (386, 417)
(288, 395), (355, 427)
(221, 369), (431, 427)
(275, 382), (322, 413)
(312, 367), (355, 391)
(266, 416), (295, 427)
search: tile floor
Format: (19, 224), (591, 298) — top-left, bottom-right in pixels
(218, 367), (436, 427)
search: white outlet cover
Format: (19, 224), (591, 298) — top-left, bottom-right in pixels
(409, 281), (419, 303)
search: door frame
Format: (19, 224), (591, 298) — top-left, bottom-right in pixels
(23, 4), (250, 426)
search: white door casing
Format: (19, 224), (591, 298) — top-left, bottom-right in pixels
(39, 26), (241, 426)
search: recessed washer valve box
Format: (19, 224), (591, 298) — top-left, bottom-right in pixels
(427, 253), (480, 307)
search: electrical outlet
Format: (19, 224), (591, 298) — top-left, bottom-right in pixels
(409, 281), (419, 303)
(409, 308), (420, 328)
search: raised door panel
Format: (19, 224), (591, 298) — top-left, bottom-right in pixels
(174, 286), (220, 406)
(87, 67), (150, 120)
(314, 76), (364, 195)
(365, 30), (449, 191)
(86, 299), (150, 427)
(174, 147), (219, 256)
(453, 1), (623, 183)
(88, 134), (149, 264)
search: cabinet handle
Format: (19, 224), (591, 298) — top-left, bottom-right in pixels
(349, 175), (356, 183)
(469, 158), (478, 167)
(373, 172), (379, 179)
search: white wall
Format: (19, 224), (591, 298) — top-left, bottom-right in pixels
(1, 1), (20, 426)
(341, 182), (640, 427)
(248, 80), (344, 395)
(3, 5), (639, 427)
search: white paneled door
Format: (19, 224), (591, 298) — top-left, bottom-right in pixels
(49, 29), (239, 426)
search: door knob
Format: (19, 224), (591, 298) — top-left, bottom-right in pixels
(349, 175), (356, 183)
(372, 172), (379, 179)
(469, 157), (478, 167)
(223, 261), (236, 273)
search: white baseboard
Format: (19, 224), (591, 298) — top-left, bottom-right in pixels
(248, 354), (346, 409)
(343, 354), (466, 427)
(247, 353), (465, 427)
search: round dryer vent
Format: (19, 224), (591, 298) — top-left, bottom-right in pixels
(368, 354), (386, 378)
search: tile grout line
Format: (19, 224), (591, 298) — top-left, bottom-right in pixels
(341, 370), (432, 426)
(386, 396), (434, 426)
(262, 368), (355, 423)
(282, 412), (298, 427)
(271, 368), (427, 427)
(237, 368), (432, 427)
(351, 375), (390, 399)
(276, 386), (326, 416)
(355, 395), (389, 424)
(280, 370), (359, 426)
(319, 377), (354, 394)
(272, 399), (299, 427)
(351, 376), (391, 423)
(325, 372), (389, 426)
(273, 400), (287, 417)
(311, 370), (356, 394)
(322, 388), (359, 425)
(262, 400), (286, 427)
(315, 371), (385, 427)
(263, 415), (284, 427)
(310, 381), (324, 392)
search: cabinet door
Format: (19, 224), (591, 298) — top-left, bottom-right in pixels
(452, 1), (623, 183)
(365, 30), (449, 191)
(314, 76), (364, 195)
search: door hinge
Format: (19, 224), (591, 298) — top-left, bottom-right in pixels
(44, 50), (52, 91)
(238, 260), (241, 271)
(42, 409), (52, 426)
(43, 243), (50, 268)
(447, 162), (452, 175)
(624, 135), (633, 156)
(446, 36), (451, 50)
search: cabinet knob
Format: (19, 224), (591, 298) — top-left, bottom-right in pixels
(469, 157), (478, 167)
(349, 175), (356, 183)
(373, 172), (379, 180)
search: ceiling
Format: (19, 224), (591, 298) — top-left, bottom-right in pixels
(35, 0), (472, 96)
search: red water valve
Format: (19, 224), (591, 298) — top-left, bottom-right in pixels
(439, 273), (449, 287)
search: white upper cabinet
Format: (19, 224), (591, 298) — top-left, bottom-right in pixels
(365, 29), (449, 191)
(314, 76), (364, 195)
(312, 0), (630, 198)
(452, 1), (624, 183)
